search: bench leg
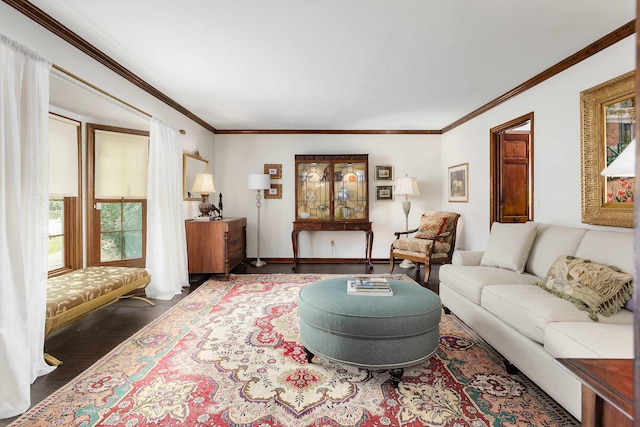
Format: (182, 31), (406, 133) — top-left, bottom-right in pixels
(44, 353), (63, 366)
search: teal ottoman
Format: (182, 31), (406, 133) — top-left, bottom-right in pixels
(297, 277), (441, 386)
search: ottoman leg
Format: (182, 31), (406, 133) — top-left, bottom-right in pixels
(389, 368), (404, 388)
(303, 346), (314, 363)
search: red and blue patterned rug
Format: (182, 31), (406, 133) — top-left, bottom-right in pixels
(12, 274), (578, 426)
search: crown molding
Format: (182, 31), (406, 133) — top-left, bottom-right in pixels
(2, 0), (217, 134)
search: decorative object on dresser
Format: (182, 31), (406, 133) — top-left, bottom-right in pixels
(191, 172), (216, 219)
(247, 174), (271, 267)
(185, 217), (247, 276)
(292, 154), (373, 269)
(394, 175), (420, 268)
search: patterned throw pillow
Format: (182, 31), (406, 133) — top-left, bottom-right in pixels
(536, 255), (633, 321)
(415, 212), (450, 239)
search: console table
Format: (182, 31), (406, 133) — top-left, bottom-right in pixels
(291, 221), (373, 268)
(556, 358), (632, 427)
(185, 217), (246, 276)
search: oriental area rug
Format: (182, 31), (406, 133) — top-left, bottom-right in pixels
(12, 274), (578, 427)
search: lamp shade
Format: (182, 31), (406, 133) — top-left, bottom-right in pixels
(395, 176), (420, 196)
(248, 173), (271, 190)
(191, 173), (216, 194)
(601, 139), (636, 177)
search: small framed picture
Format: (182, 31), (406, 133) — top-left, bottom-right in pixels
(375, 165), (394, 181)
(448, 163), (469, 202)
(376, 185), (394, 201)
(264, 164), (282, 179)
(264, 183), (282, 199)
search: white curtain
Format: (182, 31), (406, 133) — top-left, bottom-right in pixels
(0, 35), (55, 419)
(145, 117), (189, 300)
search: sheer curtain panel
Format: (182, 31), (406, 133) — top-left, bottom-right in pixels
(145, 117), (189, 300)
(0, 35), (54, 419)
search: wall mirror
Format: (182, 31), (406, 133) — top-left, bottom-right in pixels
(183, 151), (209, 201)
(581, 70), (635, 228)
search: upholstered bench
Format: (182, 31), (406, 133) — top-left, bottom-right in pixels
(45, 266), (153, 365)
(298, 277), (441, 386)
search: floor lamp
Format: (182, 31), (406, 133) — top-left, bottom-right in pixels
(247, 173), (271, 267)
(394, 175), (420, 268)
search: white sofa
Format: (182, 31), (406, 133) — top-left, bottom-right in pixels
(439, 222), (634, 420)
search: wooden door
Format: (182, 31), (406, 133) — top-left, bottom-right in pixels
(499, 133), (531, 223)
(490, 113), (534, 225)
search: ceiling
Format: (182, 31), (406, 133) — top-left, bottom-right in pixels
(28, 0), (636, 131)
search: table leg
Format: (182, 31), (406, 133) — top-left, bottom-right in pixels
(291, 230), (299, 270)
(366, 230), (374, 269)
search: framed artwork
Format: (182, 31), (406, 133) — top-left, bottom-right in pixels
(375, 165), (394, 181)
(264, 163), (282, 179)
(448, 163), (469, 202)
(581, 71), (634, 228)
(376, 185), (394, 201)
(264, 183), (282, 199)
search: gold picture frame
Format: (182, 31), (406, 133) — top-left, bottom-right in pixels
(264, 163), (282, 179)
(581, 71), (635, 228)
(183, 151), (209, 201)
(264, 183), (282, 199)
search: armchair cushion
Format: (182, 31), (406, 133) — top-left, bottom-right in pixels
(391, 237), (451, 258)
(415, 211), (455, 240)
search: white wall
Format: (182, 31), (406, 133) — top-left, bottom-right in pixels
(214, 134), (442, 259)
(0, 2), (216, 224)
(441, 36), (636, 250)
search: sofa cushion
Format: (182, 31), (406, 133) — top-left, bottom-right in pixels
(544, 322), (633, 359)
(481, 284), (633, 344)
(438, 265), (539, 305)
(537, 255), (633, 321)
(525, 224), (586, 278)
(480, 222), (537, 273)
(575, 230), (634, 277)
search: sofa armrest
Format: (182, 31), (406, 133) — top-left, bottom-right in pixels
(452, 250), (484, 266)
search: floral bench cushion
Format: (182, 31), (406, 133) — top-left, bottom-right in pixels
(46, 266), (149, 318)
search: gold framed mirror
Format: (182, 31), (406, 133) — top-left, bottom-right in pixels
(183, 151), (209, 201)
(581, 70), (635, 228)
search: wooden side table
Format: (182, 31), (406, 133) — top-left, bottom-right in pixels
(556, 358), (632, 427)
(291, 220), (373, 269)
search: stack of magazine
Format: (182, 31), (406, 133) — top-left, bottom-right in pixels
(347, 277), (393, 296)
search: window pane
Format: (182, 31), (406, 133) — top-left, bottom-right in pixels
(100, 232), (122, 262)
(100, 203), (122, 232)
(48, 199), (64, 270)
(123, 231), (143, 259)
(123, 202), (142, 231)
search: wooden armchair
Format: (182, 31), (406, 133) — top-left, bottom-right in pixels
(389, 211), (460, 284)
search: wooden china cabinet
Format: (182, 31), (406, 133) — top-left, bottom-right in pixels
(292, 154), (373, 268)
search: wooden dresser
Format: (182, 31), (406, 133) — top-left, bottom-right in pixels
(185, 217), (247, 276)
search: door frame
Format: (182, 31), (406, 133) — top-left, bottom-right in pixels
(489, 112), (534, 226)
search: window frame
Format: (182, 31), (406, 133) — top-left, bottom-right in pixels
(48, 113), (82, 278)
(87, 123), (149, 267)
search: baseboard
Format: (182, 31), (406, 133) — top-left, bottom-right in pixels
(245, 257), (391, 264)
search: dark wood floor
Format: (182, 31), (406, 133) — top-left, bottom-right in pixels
(1, 261), (437, 426)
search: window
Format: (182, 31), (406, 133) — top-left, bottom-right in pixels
(87, 124), (149, 267)
(48, 114), (82, 276)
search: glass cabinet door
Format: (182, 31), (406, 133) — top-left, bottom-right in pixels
(297, 161), (331, 220)
(333, 162), (367, 220)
